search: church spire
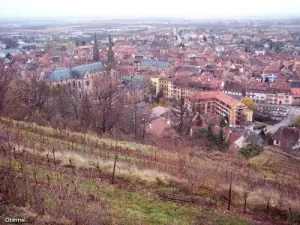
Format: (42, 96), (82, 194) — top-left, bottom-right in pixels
(93, 32), (100, 62)
(107, 34), (114, 72)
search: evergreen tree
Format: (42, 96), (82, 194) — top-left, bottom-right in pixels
(239, 143), (263, 159)
(203, 35), (207, 42)
(206, 124), (216, 146)
(195, 115), (203, 126)
(220, 116), (227, 128)
(217, 128), (225, 146)
(265, 77), (269, 83)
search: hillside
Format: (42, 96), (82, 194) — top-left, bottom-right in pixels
(0, 118), (299, 225)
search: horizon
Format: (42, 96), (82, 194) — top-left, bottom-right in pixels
(1, 0), (300, 20)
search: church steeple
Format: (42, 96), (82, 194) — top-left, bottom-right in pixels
(107, 34), (114, 72)
(93, 32), (100, 62)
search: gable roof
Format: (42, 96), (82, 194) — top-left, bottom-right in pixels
(49, 62), (104, 82)
(264, 64), (281, 74)
(291, 81), (300, 88)
(141, 60), (170, 68)
(151, 106), (170, 117)
(188, 91), (242, 108)
(291, 88), (300, 96)
(146, 118), (176, 137)
(273, 126), (300, 147)
(224, 81), (244, 93)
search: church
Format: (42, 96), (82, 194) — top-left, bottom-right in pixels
(48, 34), (115, 99)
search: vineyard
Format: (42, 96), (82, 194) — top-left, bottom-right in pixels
(0, 118), (300, 225)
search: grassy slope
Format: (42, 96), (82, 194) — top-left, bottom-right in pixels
(0, 157), (251, 225)
(3, 118), (300, 224)
(0, 119), (255, 225)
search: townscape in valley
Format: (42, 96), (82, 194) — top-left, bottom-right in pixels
(0, 16), (300, 225)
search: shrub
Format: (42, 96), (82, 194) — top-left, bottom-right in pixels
(239, 143), (263, 159)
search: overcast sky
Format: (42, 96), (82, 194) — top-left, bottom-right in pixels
(1, 0), (300, 19)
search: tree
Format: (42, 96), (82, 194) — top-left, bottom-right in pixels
(28, 77), (52, 114)
(0, 66), (13, 116)
(293, 116), (300, 127)
(93, 76), (124, 134)
(156, 89), (164, 102)
(1, 38), (18, 49)
(195, 115), (203, 126)
(5, 53), (12, 61)
(241, 97), (258, 112)
(265, 77), (270, 83)
(239, 142), (263, 159)
(220, 116), (228, 128)
(216, 128), (225, 146)
(203, 35), (207, 42)
(205, 124), (216, 149)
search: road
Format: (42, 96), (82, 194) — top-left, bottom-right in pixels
(173, 27), (182, 45)
(265, 106), (300, 134)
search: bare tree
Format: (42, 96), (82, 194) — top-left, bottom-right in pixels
(0, 66), (13, 116)
(93, 76), (124, 134)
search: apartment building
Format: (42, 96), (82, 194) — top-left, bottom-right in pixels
(245, 82), (268, 104)
(185, 91), (253, 125)
(291, 88), (300, 105)
(265, 86), (292, 105)
(150, 77), (218, 99)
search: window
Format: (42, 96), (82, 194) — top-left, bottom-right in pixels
(73, 80), (76, 87)
(86, 81), (90, 86)
(78, 81), (81, 88)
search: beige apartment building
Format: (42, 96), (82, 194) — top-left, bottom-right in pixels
(185, 91), (253, 125)
(150, 77), (213, 99)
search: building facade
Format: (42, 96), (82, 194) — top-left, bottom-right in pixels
(48, 62), (116, 98)
(150, 77), (214, 100)
(185, 91), (253, 125)
(49, 34), (116, 99)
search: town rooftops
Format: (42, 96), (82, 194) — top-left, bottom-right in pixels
(187, 91), (243, 108)
(273, 126), (300, 147)
(264, 64), (281, 74)
(291, 88), (300, 96)
(151, 106), (170, 117)
(291, 81), (300, 88)
(224, 81), (244, 93)
(246, 81), (268, 92)
(141, 60), (170, 68)
(49, 62), (104, 82)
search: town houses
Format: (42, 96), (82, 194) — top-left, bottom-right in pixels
(2, 18), (300, 147)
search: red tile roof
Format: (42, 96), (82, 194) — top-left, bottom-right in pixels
(291, 88), (300, 96)
(228, 132), (242, 143)
(146, 118), (176, 137)
(188, 91), (242, 108)
(264, 64), (281, 74)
